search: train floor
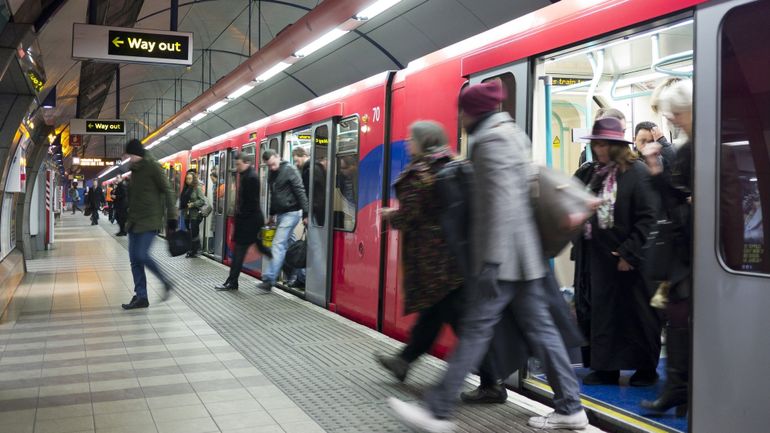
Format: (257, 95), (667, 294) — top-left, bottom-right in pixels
(0, 212), (605, 433)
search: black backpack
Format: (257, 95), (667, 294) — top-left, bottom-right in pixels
(434, 159), (474, 279)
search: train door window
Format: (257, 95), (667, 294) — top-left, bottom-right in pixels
(311, 126), (329, 228)
(457, 82), (469, 158)
(285, 127), (312, 167)
(216, 151), (226, 214)
(269, 137), (279, 152)
(333, 116), (359, 231)
(482, 73), (516, 121)
(718, 0), (770, 274)
(226, 150), (238, 216)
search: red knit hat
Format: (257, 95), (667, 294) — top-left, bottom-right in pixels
(459, 80), (507, 117)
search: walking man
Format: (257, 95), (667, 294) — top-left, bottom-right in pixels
(121, 139), (177, 310)
(86, 180), (104, 225)
(68, 183), (81, 214)
(113, 175), (128, 236)
(389, 80), (588, 432)
(260, 149), (308, 291)
(214, 152), (271, 291)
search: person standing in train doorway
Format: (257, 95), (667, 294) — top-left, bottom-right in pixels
(260, 149), (309, 291)
(389, 80), (588, 432)
(214, 152), (271, 291)
(121, 139), (177, 310)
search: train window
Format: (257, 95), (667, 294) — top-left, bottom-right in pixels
(311, 126), (328, 228)
(333, 117), (359, 231)
(457, 82), (469, 158)
(482, 73), (516, 121)
(718, 0), (770, 274)
(226, 149), (238, 216)
(216, 152), (226, 215)
(285, 127), (312, 165)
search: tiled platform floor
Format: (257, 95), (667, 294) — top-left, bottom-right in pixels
(0, 212), (603, 433)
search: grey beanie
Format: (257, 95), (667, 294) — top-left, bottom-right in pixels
(409, 121), (448, 154)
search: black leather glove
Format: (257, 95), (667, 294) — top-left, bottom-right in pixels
(166, 219), (178, 233)
(475, 263), (501, 300)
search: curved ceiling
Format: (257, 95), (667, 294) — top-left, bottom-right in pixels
(32, 0), (555, 162)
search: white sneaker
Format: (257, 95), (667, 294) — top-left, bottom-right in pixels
(528, 410), (589, 430)
(388, 397), (455, 433)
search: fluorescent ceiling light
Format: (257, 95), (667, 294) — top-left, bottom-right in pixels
(191, 112), (208, 122)
(228, 84), (255, 100)
(206, 99), (230, 112)
(294, 29), (348, 58)
(355, 0), (401, 20)
(255, 62), (291, 83)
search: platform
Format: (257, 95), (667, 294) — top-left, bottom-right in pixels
(0, 213), (604, 433)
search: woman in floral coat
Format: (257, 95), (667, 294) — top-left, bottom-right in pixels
(376, 121), (465, 382)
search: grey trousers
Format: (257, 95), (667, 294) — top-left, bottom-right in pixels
(424, 277), (583, 418)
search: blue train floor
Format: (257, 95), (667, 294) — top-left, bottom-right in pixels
(539, 359), (688, 432)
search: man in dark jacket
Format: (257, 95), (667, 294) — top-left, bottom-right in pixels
(215, 152), (270, 291)
(112, 175), (128, 236)
(86, 180), (104, 225)
(121, 139), (177, 310)
(260, 149), (308, 291)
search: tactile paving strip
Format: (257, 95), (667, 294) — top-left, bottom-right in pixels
(111, 232), (573, 433)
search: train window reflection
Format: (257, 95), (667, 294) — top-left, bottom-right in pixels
(311, 126), (328, 228)
(333, 117), (359, 231)
(226, 149), (238, 216)
(719, 1), (770, 274)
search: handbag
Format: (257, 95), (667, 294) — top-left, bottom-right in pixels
(285, 229), (307, 269)
(167, 230), (192, 257)
(530, 165), (598, 257)
(84, 206), (92, 217)
(199, 202), (213, 218)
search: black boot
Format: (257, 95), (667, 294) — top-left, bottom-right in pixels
(641, 327), (689, 416)
(122, 296), (149, 310)
(215, 278), (238, 291)
(461, 383), (508, 404)
(375, 353), (409, 382)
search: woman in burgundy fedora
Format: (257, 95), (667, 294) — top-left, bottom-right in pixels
(572, 117), (663, 387)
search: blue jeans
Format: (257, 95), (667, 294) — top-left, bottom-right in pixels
(263, 210), (301, 283)
(128, 231), (168, 300)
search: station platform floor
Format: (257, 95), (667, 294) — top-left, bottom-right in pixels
(0, 212), (605, 433)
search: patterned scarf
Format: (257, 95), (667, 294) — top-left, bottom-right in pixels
(584, 163), (618, 239)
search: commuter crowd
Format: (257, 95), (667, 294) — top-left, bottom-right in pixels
(72, 75), (692, 432)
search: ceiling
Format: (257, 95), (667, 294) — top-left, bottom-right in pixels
(28, 0), (556, 162)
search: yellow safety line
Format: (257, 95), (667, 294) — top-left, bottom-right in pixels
(524, 378), (672, 433)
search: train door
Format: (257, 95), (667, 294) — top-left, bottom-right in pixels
(528, 17), (695, 433)
(305, 121), (335, 306)
(692, 1), (770, 432)
(224, 148), (239, 264)
(206, 151), (227, 260)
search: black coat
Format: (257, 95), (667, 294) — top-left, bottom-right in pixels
(233, 165), (264, 245)
(86, 187), (104, 208)
(112, 182), (128, 218)
(268, 161), (308, 217)
(573, 160), (662, 371)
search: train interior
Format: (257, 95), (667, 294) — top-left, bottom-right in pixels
(528, 17), (695, 433)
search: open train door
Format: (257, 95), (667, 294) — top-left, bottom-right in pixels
(305, 120), (335, 307)
(692, 1), (770, 432)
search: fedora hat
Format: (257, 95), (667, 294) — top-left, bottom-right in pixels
(581, 117), (632, 144)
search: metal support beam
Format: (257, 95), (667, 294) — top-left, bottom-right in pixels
(170, 0), (179, 31)
(115, 65), (120, 119)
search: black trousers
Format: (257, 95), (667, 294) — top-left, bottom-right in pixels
(401, 288), (497, 386)
(185, 217), (201, 254)
(228, 242), (252, 282)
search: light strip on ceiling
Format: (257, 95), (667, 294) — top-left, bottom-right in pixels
(228, 83), (256, 100)
(191, 112), (208, 122)
(355, 0), (402, 20)
(255, 62), (291, 83)
(293, 28), (349, 58)
(206, 99), (230, 112)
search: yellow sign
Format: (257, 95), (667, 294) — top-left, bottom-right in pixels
(553, 136), (561, 149)
(552, 77), (588, 86)
(27, 71), (45, 92)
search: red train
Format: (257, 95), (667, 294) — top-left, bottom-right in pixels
(105, 0), (770, 431)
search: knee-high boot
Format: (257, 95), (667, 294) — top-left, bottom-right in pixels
(641, 327), (689, 416)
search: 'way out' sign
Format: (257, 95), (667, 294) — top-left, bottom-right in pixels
(72, 23), (193, 66)
(70, 119), (126, 136)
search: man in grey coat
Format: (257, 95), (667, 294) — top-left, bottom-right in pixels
(389, 81), (587, 432)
